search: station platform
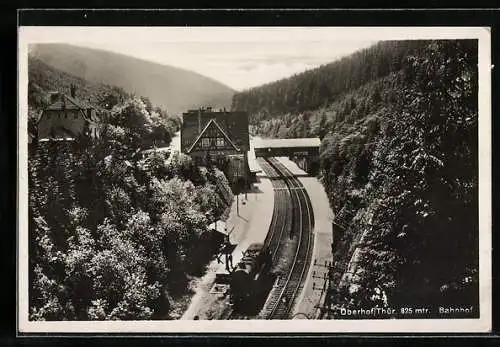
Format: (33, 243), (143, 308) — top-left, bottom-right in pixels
(180, 167), (274, 320)
(180, 155), (332, 320)
(224, 170), (274, 267)
(248, 137), (262, 173)
(275, 157), (334, 320)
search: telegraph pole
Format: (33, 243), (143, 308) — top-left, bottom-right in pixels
(244, 151), (248, 200)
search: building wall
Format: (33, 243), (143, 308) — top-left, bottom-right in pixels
(38, 109), (85, 139)
(88, 109), (100, 138)
(181, 111), (250, 153)
(38, 108), (99, 140)
(226, 154), (247, 185)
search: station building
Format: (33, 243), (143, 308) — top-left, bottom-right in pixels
(181, 107), (253, 188)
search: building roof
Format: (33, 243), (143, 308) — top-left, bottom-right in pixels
(39, 137), (75, 142)
(208, 220), (229, 235)
(44, 93), (99, 122)
(46, 93), (92, 111)
(247, 156), (261, 173)
(181, 110), (250, 153)
(142, 146), (172, 155)
(247, 142), (261, 173)
(187, 118), (240, 154)
(253, 137), (321, 149)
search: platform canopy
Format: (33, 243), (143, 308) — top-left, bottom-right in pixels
(253, 137), (321, 158)
(247, 157), (262, 173)
(253, 137), (321, 149)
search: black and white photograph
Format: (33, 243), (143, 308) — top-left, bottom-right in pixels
(17, 25), (491, 333)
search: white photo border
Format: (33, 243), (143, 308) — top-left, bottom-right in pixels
(17, 26), (492, 334)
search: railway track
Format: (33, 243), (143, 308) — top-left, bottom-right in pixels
(261, 158), (315, 319)
(224, 157), (314, 320)
(223, 158), (293, 320)
(258, 158), (293, 261)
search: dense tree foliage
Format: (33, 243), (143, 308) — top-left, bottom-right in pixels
(232, 40), (428, 122)
(326, 40), (478, 317)
(28, 95), (233, 320)
(28, 56), (180, 145)
(28, 56), (131, 112)
(237, 40), (480, 316)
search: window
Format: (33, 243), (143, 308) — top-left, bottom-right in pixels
(216, 137), (225, 147)
(201, 138), (210, 148)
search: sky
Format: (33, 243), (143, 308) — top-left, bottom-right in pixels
(20, 26), (487, 91)
(78, 39), (376, 91)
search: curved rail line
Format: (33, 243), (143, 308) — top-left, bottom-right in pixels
(262, 158), (315, 319)
(224, 158), (293, 320)
(225, 157), (314, 320)
(257, 158), (293, 261)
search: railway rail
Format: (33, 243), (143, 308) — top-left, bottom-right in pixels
(223, 158), (292, 320)
(261, 158), (315, 319)
(224, 157), (314, 320)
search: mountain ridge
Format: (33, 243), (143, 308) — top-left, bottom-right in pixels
(30, 43), (235, 114)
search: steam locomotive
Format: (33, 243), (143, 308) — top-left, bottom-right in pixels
(230, 243), (273, 311)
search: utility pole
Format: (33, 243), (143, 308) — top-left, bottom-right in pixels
(214, 196), (218, 232)
(244, 151), (248, 200)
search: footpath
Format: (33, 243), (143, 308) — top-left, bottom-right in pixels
(276, 157), (334, 320)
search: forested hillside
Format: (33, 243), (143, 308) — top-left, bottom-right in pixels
(29, 56), (130, 112)
(232, 40), (428, 124)
(29, 98), (234, 320)
(28, 61), (234, 320)
(28, 56), (182, 148)
(234, 40), (479, 316)
(30, 44), (235, 114)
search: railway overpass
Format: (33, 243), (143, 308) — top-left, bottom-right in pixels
(253, 138), (321, 174)
(253, 138), (320, 158)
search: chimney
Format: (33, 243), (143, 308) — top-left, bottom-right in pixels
(70, 84), (76, 98)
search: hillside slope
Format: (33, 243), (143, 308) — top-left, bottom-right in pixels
(234, 40), (480, 317)
(231, 40), (428, 123)
(30, 44), (235, 114)
(28, 56), (130, 112)
(28, 57), (183, 149)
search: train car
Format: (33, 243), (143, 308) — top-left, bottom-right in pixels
(230, 243), (272, 311)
